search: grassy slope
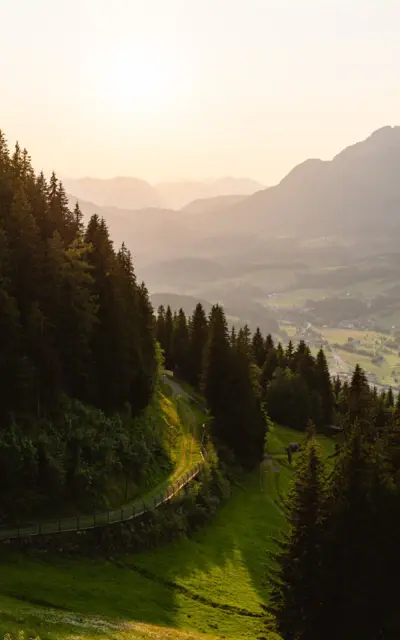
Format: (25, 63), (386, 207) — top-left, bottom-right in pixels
(0, 425), (334, 640)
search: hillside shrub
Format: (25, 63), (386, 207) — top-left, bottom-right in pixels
(7, 448), (230, 557)
(0, 393), (172, 522)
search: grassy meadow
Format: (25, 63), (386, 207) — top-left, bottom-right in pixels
(0, 425), (335, 640)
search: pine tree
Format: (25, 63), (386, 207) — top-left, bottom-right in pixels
(237, 323), (252, 360)
(227, 338), (266, 467)
(187, 302), (208, 387)
(163, 305), (174, 370)
(285, 340), (294, 368)
(270, 437), (327, 640)
(133, 281), (157, 412)
(315, 348), (333, 426)
(201, 305), (231, 437)
(172, 308), (190, 379)
(265, 333), (274, 355)
(348, 364), (371, 424)
(252, 326), (266, 367)
(319, 421), (397, 639)
(84, 215), (122, 410)
(333, 375), (341, 399)
(261, 347), (279, 391)
(276, 341), (285, 367)
(386, 386), (394, 408)
(72, 201), (84, 237)
(155, 305), (167, 348)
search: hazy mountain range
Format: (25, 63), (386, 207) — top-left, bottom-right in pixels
(64, 176), (264, 210)
(68, 126), (400, 331)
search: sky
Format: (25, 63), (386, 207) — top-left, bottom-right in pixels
(1, 0), (399, 184)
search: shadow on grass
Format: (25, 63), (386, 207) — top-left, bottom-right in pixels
(0, 427), (333, 639)
(0, 470), (284, 640)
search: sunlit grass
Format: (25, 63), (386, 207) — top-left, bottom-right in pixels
(0, 424), (333, 640)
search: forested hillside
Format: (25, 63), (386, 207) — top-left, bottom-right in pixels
(0, 132), (164, 519)
(0, 133), (269, 525)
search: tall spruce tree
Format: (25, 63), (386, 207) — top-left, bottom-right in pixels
(187, 302), (208, 387)
(318, 421), (396, 639)
(201, 305), (232, 444)
(252, 326), (266, 367)
(270, 437), (327, 640)
(315, 348), (333, 425)
(163, 305), (174, 370)
(172, 308), (190, 379)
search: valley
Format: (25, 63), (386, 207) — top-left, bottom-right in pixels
(66, 128), (400, 396)
(279, 323), (400, 393)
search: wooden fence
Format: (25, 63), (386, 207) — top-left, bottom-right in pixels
(0, 457), (205, 541)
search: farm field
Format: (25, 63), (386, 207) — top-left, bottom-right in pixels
(0, 426), (334, 640)
(278, 323), (400, 387)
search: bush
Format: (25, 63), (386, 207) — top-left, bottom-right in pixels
(0, 392), (172, 521)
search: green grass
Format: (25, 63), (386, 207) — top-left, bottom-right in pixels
(0, 424), (334, 640)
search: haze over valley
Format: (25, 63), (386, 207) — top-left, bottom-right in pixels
(67, 126), (400, 391)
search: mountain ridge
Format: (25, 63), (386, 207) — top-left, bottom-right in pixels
(196, 125), (400, 238)
(64, 176), (264, 211)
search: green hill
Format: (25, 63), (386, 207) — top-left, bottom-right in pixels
(0, 424), (334, 640)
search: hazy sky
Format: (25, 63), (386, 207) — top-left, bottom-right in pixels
(1, 0), (399, 184)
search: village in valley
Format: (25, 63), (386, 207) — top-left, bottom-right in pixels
(279, 320), (400, 395)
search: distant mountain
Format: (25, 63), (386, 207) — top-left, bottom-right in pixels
(182, 194), (246, 216)
(203, 126), (400, 238)
(64, 176), (160, 210)
(68, 127), (400, 332)
(156, 177), (264, 209)
(64, 176), (263, 211)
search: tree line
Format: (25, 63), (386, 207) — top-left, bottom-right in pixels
(270, 365), (400, 639)
(156, 304), (337, 467)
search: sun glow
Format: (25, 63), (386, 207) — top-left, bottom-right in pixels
(98, 44), (185, 118)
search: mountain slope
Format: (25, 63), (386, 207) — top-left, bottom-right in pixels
(182, 194), (246, 216)
(68, 127), (400, 330)
(201, 126), (400, 239)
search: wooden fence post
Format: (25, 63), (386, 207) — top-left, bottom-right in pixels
(121, 508), (124, 522)
(77, 515), (80, 531)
